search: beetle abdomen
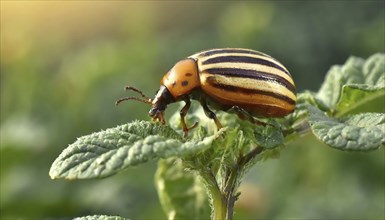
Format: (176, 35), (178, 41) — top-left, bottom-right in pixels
(190, 48), (296, 117)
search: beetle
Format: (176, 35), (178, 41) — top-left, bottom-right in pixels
(116, 48), (296, 137)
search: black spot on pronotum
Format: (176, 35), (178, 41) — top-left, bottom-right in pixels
(185, 73), (193, 77)
(172, 81), (177, 87)
(181, 80), (189, 86)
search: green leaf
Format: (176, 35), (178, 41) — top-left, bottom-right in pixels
(253, 122), (284, 149)
(307, 106), (385, 151)
(49, 121), (215, 180)
(73, 215), (128, 220)
(316, 53), (385, 114)
(170, 102), (285, 150)
(296, 90), (329, 111)
(335, 84), (385, 116)
(155, 158), (210, 220)
(219, 114), (285, 150)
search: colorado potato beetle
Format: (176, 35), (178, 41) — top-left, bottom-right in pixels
(116, 48), (296, 137)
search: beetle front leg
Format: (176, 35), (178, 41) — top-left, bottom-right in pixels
(180, 98), (198, 137)
(200, 97), (223, 130)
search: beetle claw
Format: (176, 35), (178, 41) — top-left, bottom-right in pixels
(182, 121), (198, 138)
(189, 121), (198, 130)
(152, 111), (165, 125)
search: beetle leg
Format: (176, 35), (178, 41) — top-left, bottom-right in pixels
(229, 106), (267, 126)
(200, 97), (223, 130)
(180, 98), (198, 137)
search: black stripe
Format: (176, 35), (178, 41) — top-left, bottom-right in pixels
(201, 49), (267, 57)
(204, 68), (296, 93)
(202, 55), (290, 76)
(206, 76), (296, 105)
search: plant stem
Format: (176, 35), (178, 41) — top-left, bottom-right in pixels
(223, 168), (239, 220)
(201, 146), (264, 220)
(200, 169), (227, 220)
(210, 183), (227, 220)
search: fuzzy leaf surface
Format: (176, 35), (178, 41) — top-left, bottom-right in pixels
(74, 215), (128, 220)
(307, 106), (385, 151)
(50, 121), (215, 179)
(170, 102), (285, 150)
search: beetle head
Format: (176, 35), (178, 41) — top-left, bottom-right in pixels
(116, 85), (174, 124)
(148, 85), (174, 124)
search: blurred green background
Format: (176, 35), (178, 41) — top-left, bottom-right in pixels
(1, 1), (384, 219)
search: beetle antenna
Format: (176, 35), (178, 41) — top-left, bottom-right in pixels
(115, 97), (152, 106)
(124, 86), (151, 100)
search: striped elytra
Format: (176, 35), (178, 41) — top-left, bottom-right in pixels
(116, 48), (296, 137)
(189, 48), (296, 117)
